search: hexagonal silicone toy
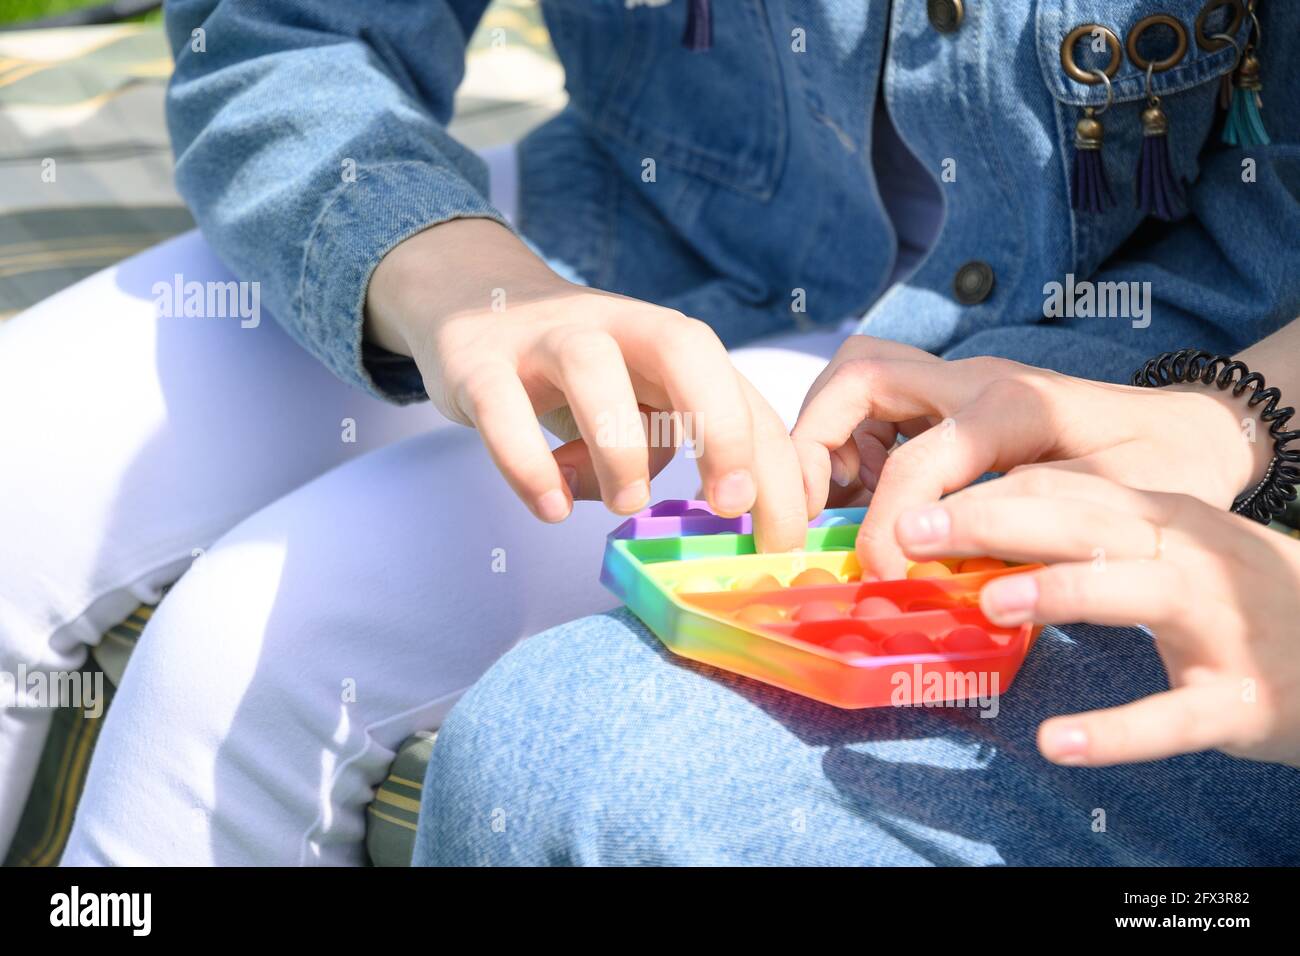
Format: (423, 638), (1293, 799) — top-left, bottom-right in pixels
(600, 499), (1043, 709)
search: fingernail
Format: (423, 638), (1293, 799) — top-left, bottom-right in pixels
(1042, 722), (1089, 765)
(536, 488), (571, 523)
(612, 480), (650, 514)
(896, 506), (950, 546)
(712, 469), (756, 515)
(560, 466), (580, 500)
(830, 452), (853, 488)
(982, 574), (1038, 624)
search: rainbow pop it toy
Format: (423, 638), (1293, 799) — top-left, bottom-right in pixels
(601, 500), (1043, 709)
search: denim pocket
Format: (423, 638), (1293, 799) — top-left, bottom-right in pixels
(1035, 0), (1247, 273)
(1037, 0), (1245, 107)
(543, 0), (788, 199)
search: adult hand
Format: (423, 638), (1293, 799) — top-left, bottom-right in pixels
(894, 470), (1300, 769)
(792, 336), (1271, 577)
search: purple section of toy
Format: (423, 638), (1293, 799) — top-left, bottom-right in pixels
(609, 500), (866, 541)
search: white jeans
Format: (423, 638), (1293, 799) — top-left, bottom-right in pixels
(0, 152), (846, 865)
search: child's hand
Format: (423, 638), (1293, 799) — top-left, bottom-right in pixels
(791, 336), (1271, 577)
(366, 219), (808, 551)
(895, 471), (1300, 769)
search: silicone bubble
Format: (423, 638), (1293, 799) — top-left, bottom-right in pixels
(907, 561), (953, 579)
(736, 603), (787, 626)
(732, 572), (783, 592)
(880, 631), (935, 656)
(944, 625), (995, 651)
(793, 601), (848, 622)
(790, 567), (841, 587)
(852, 596), (900, 619)
(959, 557), (1006, 574)
(828, 634), (875, 658)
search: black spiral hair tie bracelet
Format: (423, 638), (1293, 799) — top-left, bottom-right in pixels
(1132, 349), (1300, 524)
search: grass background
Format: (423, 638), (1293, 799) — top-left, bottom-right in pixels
(0, 1), (161, 26)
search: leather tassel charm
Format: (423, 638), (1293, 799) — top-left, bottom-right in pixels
(683, 0), (712, 52)
(1135, 100), (1184, 221)
(1223, 51), (1270, 146)
(1071, 108), (1114, 213)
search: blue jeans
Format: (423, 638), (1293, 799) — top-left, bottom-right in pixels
(413, 610), (1300, 866)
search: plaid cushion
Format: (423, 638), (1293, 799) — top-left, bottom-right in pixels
(3, 680), (110, 866)
(5, 598), (433, 866)
(367, 731), (438, 867)
(2, 607), (144, 866)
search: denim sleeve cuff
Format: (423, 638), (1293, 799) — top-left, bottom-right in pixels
(300, 161), (513, 403)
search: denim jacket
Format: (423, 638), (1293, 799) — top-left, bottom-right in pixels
(163, 1), (1300, 401)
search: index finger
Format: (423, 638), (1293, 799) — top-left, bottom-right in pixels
(613, 315), (757, 517)
(792, 357), (962, 522)
(858, 393), (1058, 577)
(737, 374), (810, 552)
(792, 357), (957, 453)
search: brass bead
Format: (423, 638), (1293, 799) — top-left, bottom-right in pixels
(1075, 114), (1104, 150)
(1141, 104), (1169, 137)
(1236, 52), (1262, 91)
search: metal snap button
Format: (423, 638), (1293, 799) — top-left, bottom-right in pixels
(927, 0), (963, 34)
(953, 261), (995, 304)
